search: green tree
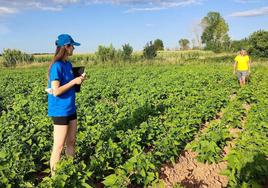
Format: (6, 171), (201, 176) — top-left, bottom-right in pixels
(248, 30), (268, 57)
(201, 12), (230, 52)
(95, 44), (116, 63)
(153, 39), (164, 51)
(230, 38), (250, 53)
(122, 43), (133, 61)
(179, 39), (190, 50)
(143, 41), (157, 59)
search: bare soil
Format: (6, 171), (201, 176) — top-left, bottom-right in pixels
(160, 99), (252, 188)
(160, 150), (228, 188)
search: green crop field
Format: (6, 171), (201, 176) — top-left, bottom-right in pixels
(0, 57), (267, 187)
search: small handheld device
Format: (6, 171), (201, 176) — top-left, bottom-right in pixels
(45, 88), (53, 94)
(72, 66), (85, 92)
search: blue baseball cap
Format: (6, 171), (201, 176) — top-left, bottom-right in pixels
(55, 34), (80, 47)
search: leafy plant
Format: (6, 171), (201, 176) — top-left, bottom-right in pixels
(143, 41), (157, 60)
(2, 49), (34, 67)
(122, 43), (133, 61)
(153, 39), (164, 51)
(188, 122), (231, 164)
(3, 62), (266, 187)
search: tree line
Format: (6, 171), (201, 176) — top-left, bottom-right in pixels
(1, 11), (268, 67)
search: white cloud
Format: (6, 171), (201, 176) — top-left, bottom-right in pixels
(229, 6), (268, 17)
(0, 7), (17, 15)
(0, 0), (203, 16)
(53, 0), (80, 3)
(234, 0), (262, 3)
(145, 23), (155, 27)
(86, 0), (151, 5)
(125, 7), (166, 13)
(122, 0), (203, 13)
(26, 2), (62, 11)
(0, 0), (78, 14)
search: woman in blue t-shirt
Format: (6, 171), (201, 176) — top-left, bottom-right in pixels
(47, 34), (85, 175)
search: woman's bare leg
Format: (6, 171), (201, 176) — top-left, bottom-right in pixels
(50, 125), (68, 176)
(65, 119), (77, 157)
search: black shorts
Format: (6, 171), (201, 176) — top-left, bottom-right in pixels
(52, 112), (77, 125)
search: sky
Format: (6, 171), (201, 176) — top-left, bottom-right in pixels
(0, 0), (267, 53)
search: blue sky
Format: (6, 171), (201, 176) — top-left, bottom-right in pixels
(0, 0), (267, 53)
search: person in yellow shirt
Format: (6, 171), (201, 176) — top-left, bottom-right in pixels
(233, 49), (251, 86)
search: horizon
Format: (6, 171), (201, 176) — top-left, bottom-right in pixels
(0, 0), (268, 54)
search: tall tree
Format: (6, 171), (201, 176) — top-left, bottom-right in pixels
(143, 41), (157, 59)
(153, 39), (164, 51)
(201, 12), (230, 52)
(179, 39), (190, 50)
(248, 30), (268, 57)
(122, 43), (133, 61)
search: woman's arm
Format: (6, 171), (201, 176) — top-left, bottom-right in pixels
(233, 61), (237, 74)
(51, 76), (85, 96)
(248, 58), (251, 73)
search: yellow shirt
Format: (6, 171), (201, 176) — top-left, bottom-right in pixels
(235, 55), (250, 71)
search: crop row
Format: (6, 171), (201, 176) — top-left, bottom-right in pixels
(0, 64), (242, 187)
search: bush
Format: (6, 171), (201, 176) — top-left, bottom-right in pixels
(95, 44), (135, 63)
(230, 38), (250, 53)
(95, 44), (117, 63)
(2, 49), (34, 67)
(143, 41), (157, 60)
(153, 39), (164, 51)
(122, 43), (133, 61)
(248, 30), (268, 57)
(179, 39), (190, 50)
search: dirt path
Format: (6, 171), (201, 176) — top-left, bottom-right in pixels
(161, 150), (228, 188)
(160, 101), (251, 188)
(160, 127), (242, 188)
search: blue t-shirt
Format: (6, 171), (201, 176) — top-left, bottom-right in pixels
(48, 61), (76, 117)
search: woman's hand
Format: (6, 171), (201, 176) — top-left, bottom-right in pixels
(72, 76), (85, 85)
